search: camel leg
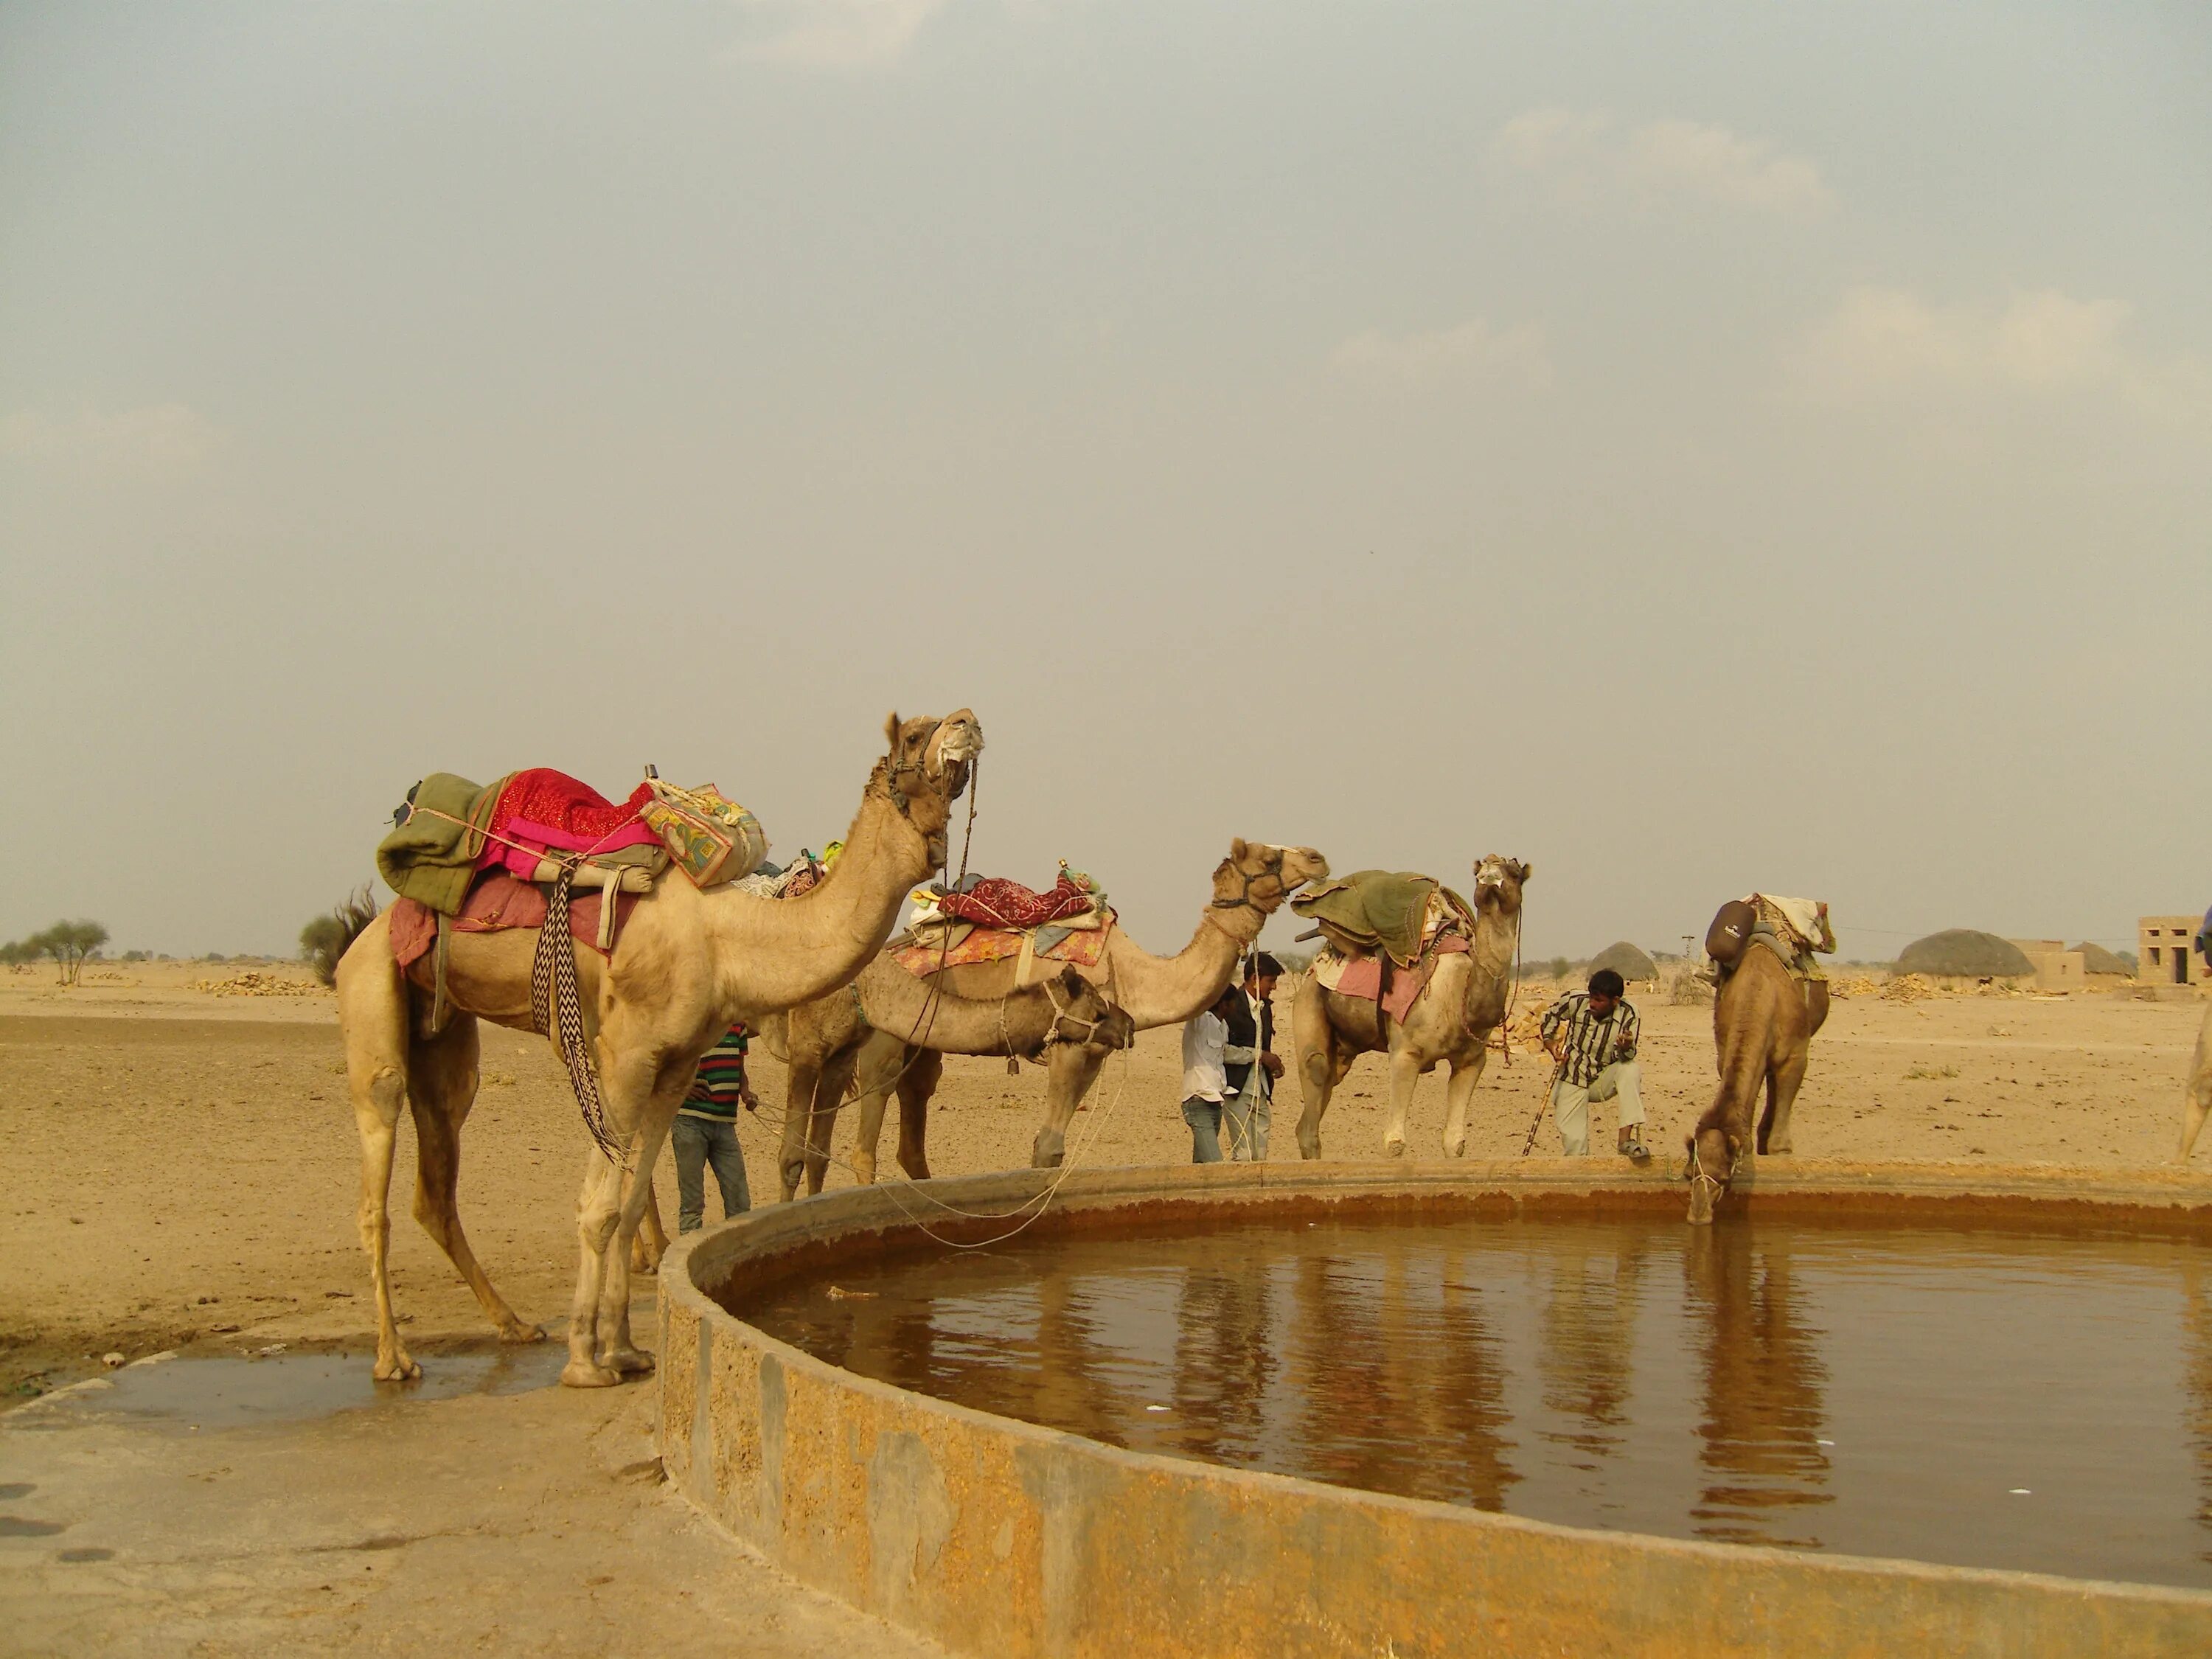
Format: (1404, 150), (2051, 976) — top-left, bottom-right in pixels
(1293, 986), (1337, 1161)
(407, 1017), (543, 1344)
(1761, 1046), (1809, 1156)
(806, 1051), (859, 1195)
(1380, 1045), (1423, 1158)
(778, 1060), (823, 1203)
(563, 1042), (681, 1387)
(894, 1050), (944, 1180)
(1440, 1048), (1489, 1159)
(590, 1091), (685, 1380)
(2176, 1014), (2212, 1165)
(630, 1178), (668, 1275)
(338, 946), (420, 1382)
(1033, 1044), (1108, 1169)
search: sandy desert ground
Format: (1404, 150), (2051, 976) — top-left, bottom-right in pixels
(4, 959), (2206, 1397)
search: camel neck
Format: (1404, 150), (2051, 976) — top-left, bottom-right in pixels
(1106, 901), (1263, 1030)
(703, 782), (934, 1018)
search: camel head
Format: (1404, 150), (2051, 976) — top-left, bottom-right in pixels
(879, 709), (984, 842)
(1043, 966), (1137, 1054)
(1211, 839), (1330, 918)
(1471, 855), (1532, 916)
(1684, 1124), (1741, 1225)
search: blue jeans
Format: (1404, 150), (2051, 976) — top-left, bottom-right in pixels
(1181, 1096), (1224, 1164)
(1223, 1074), (1270, 1161)
(672, 1113), (751, 1232)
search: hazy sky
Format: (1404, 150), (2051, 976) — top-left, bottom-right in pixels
(4, 1), (2208, 963)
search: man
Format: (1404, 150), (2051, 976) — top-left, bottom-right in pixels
(1180, 986), (1240, 1164)
(1222, 953), (1285, 1161)
(1540, 968), (1649, 1160)
(673, 1022), (757, 1232)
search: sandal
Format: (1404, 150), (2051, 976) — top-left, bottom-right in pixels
(1620, 1137), (1651, 1161)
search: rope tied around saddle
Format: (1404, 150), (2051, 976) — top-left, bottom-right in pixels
(530, 859), (625, 1165)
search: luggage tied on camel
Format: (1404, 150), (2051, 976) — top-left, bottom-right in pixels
(1294, 871), (1481, 1024)
(1705, 894), (1835, 983)
(890, 865), (1113, 979)
(375, 765), (771, 1158)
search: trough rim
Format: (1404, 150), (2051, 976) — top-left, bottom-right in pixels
(656, 1158), (2212, 1650)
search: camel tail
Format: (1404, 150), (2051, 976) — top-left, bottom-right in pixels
(305, 885), (382, 987)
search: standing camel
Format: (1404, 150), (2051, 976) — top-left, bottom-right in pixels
(1684, 941), (1828, 1225)
(1292, 855), (1530, 1161)
(822, 839), (1329, 1180)
(762, 961), (1135, 1200)
(2176, 1005), (2212, 1165)
(333, 711), (981, 1386)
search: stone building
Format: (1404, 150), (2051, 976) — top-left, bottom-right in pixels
(2136, 916), (2209, 988)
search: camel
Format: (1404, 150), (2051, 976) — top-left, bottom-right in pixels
(760, 959), (1136, 1200)
(1684, 942), (1829, 1224)
(824, 839), (1329, 1180)
(2176, 1005), (2212, 1165)
(333, 711), (981, 1386)
(1291, 856), (1531, 1161)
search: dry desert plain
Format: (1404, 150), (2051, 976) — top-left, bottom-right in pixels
(2, 960), (2208, 1656)
(3, 959), (2205, 1393)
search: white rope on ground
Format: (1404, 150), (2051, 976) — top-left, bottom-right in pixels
(728, 1035), (1141, 1250)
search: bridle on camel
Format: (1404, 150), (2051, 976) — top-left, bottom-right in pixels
(1201, 849), (1286, 943)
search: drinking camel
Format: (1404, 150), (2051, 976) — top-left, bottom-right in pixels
(1292, 856), (1531, 1161)
(1684, 936), (1828, 1224)
(333, 711), (982, 1386)
(763, 960), (1135, 1200)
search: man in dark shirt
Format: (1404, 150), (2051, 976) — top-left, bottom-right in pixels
(672, 1023), (756, 1232)
(1222, 953), (1284, 1162)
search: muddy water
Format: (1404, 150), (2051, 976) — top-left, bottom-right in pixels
(725, 1212), (2212, 1588)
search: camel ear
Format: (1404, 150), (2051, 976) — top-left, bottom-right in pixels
(884, 712), (902, 751)
(1230, 837), (1248, 861)
(1515, 860), (1534, 883)
(1057, 967), (1085, 995)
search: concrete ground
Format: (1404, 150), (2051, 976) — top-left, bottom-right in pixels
(0, 1342), (942, 1659)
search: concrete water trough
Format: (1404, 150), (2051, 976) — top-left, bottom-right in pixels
(656, 1160), (2212, 1657)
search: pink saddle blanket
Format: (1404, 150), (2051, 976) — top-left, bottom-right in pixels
(389, 872), (644, 970)
(1332, 933), (1468, 1023)
(481, 768), (660, 876)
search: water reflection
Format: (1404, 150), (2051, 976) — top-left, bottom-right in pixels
(1537, 1228), (1651, 1467)
(2185, 1256), (2212, 1563)
(1682, 1225), (1832, 1548)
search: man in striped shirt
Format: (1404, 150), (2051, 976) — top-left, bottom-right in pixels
(1539, 969), (1649, 1160)
(673, 1023), (756, 1232)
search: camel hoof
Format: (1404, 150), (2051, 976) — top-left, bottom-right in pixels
(1443, 1135), (1467, 1160)
(373, 1354), (422, 1383)
(1382, 1135), (1406, 1159)
(498, 1321), (546, 1345)
(561, 1360), (624, 1388)
(602, 1346), (655, 1377)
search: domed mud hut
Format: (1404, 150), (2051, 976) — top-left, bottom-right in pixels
(2073, 942), (2132, 977)
(1897, 930), (2034, 979)
(1588, 940), (1660, 984)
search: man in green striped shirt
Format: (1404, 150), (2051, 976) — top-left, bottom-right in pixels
(673, 1023), (755, 1232)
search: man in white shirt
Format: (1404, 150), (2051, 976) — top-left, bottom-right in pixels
(1180, 986), (1239, 1163)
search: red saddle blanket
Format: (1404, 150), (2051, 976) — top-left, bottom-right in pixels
(389, 872), (644, 970)
(482, 768), (659, 875)
(1331, 933), (1468, 1023)
(939, 874), (1098, 931)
